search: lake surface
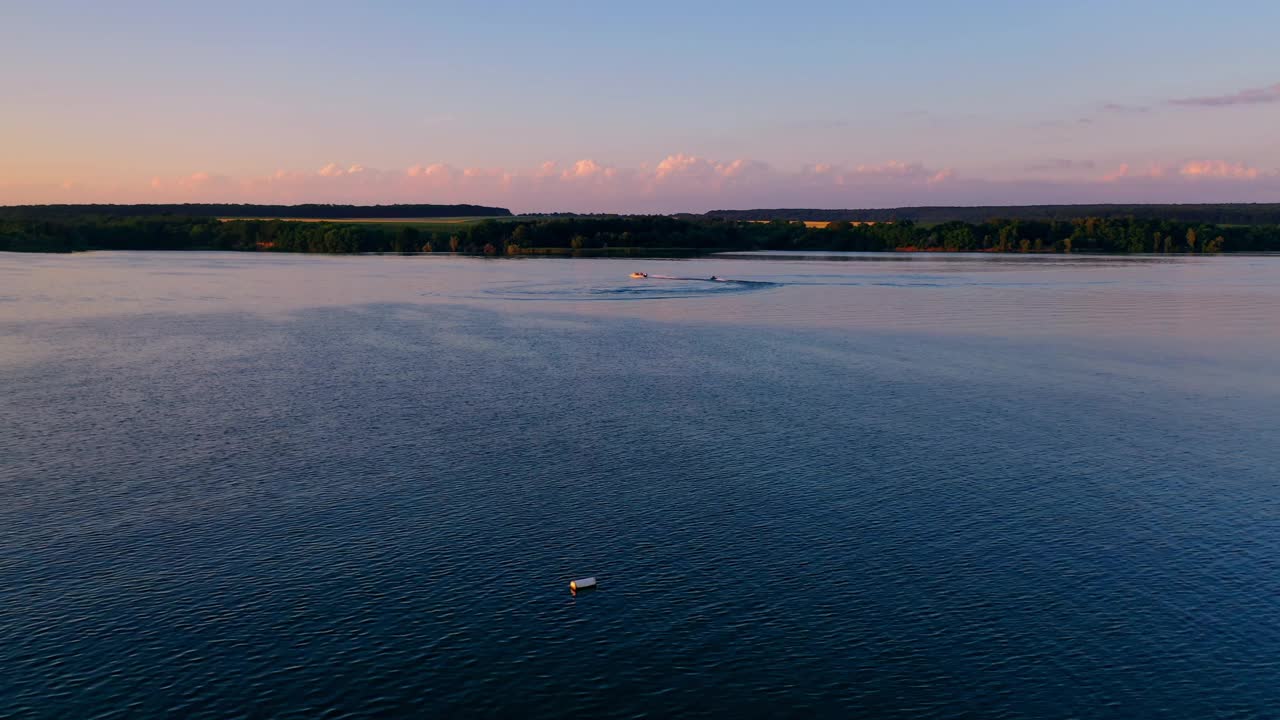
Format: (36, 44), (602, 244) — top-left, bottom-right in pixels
(2, 251), (1278, 718)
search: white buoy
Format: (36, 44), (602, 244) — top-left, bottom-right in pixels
(569, 577), (597, 592)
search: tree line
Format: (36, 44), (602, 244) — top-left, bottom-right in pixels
(0, 203), (510, 221)
(3, 214), (1279, 254)
(704, 203), (1280, 226)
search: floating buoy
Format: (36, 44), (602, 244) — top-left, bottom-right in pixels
(569, 577), (597, 592)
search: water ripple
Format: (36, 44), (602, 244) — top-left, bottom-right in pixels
(1, 253), (1278, 718)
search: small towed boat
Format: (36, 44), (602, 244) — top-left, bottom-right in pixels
(630, 272), (648, 279)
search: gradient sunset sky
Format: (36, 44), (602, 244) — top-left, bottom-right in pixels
(3, 0), (1279, 212)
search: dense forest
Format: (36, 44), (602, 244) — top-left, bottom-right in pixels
(704, 204), (1280, 225)
(4, 212), (1280, 254)
(0, 203), (510, 220)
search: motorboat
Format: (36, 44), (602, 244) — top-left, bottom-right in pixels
(630, 272), (649, 279)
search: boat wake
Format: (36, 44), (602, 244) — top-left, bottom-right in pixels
(644, 274), (775, 285)
(477, 276), (780, 302)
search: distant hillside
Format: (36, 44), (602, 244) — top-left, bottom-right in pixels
(0, 203), (512, 220)
(704, 204), (1280, 225)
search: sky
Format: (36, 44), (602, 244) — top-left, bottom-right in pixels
(2, 0), (1279, 212)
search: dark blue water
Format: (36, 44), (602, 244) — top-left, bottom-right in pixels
(2, 252), (1278, 718)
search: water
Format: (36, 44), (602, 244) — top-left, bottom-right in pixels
(2, 251), (1278, 718)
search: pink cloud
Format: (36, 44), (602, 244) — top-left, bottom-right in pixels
(652, 153), (718, 181)
(852, 160), (931, 178)
(1179, 160), (1260, 179)
(1170, 82), (1280, 108)
(1102, 163), (1167, 182)
(927, 169), (955, 185)
(1103, 160), (1266, 183)
(126, 156), (956, 211)
(9, 154), (1279, 211)
(569, 159), (603, 178)
(146, 171), (237, 195)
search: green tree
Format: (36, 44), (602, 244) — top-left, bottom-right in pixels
(396, 226), (420, 253)
(510, 224), (530, 249)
